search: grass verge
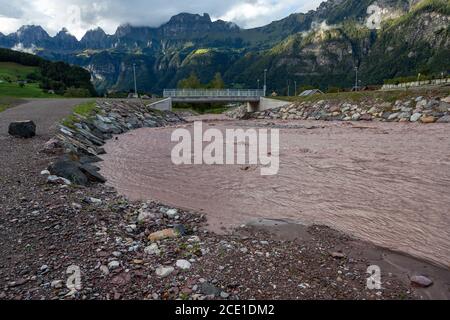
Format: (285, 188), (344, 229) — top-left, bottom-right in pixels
(61, 101), (98, 129)
(275, 88), (450, 104)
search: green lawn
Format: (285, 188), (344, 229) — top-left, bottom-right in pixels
(0, 82), (58, 98)
(0, 61), (59, 98)
(0, 62), (39, 82)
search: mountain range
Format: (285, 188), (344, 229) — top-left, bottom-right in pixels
(0, 0), (448, 94)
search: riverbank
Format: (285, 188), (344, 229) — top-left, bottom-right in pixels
(1, 99), (448, 300)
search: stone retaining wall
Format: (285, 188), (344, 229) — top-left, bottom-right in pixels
(247, 95), (450, 124)
(44, 100), (185, 185)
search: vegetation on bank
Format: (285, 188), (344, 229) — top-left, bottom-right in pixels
(0, 81), (58, 98)
(61, 101), (98, 129)
(0, 48), (96, 97)
(0, 97), (24, 113)
(177, 72), (225, 89)
(175, 72), (228, 113)
(276, 87), (450, 104)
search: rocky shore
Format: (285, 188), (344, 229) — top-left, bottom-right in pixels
(1, 99), (448, 300)
(228, 95), (450, 123)
(44, 100), (185, 186)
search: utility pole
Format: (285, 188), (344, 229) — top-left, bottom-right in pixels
(133, 63), (138, 98)
(287, 80), (290, 97)
(354, 66), (359, 92)
(263, 69), (267, 97)
(294, 80), (297, 97)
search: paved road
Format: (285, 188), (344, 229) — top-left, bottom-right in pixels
(0, 99), (89, 138)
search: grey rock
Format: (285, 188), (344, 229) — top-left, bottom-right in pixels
(144, 243), (161, 256)
(176, 259), (191, 270)
(48, 159), (88, 186)
(410, 113), (422, 122)
(47, 175), (71, 185)
(200, 282), (221, 296)
(388, 113), (399, 121)
(79, 163), (107, 183)
(8, 121), (36, 138)
(437, 115), (450, 123)
(220, 292), (230, 299)
(108, 261), (120, 270)
(437, 102), (450, 112)
(411, 275), (433, 288)
(173, 224), (187, 236)
(155, 266), (174, 278)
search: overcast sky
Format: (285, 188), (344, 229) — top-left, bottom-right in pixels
(0, 0), (323, 39)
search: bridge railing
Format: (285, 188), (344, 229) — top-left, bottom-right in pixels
(163, 89), (265, 98)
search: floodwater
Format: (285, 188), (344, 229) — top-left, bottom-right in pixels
(99, 118), (450, 268)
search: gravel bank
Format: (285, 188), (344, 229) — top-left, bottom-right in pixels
(0, 99), (448, 300)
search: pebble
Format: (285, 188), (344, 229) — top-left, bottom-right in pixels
(411, 275), (433, 288)
(410, 113), (422, 122)
(155, 266), (175, 278)
(165, 208), (178, 219)
(47, 175), (71, 185)
(99, 265), (110, 276)
(51, 280), (64, 289)
(176, 259), (192, 270)
(87, 197), (102, 205)
(330, 251), (346, 259)
(108, 261), (120, 270)
(148, 228), (179, 241)
(144, 243), (161, 256)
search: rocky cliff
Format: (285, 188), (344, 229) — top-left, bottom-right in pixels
(0, 0), (448, 94)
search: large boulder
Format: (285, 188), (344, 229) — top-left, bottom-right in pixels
(48, 156), (106, 186)
(48, 159), (88, 186)
(8, 121), (36, 138)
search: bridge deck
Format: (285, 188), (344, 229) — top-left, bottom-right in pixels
(164, 89), (264, 103)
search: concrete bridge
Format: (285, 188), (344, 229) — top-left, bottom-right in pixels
(159, 89), (287, 112)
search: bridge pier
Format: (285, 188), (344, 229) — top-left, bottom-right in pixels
(247, 101), (260, 113)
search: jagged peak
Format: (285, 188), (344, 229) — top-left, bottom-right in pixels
(17, 25), (49, 35)
(81, 27), (108, 41)
(167, 12), (212, 24)
(85, 27), (107, 35)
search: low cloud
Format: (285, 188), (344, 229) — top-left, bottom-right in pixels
(0, 0), (322, 39)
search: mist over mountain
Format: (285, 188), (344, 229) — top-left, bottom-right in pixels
(0, 0), (448, 94)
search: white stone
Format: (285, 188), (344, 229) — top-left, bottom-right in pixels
(165, 209), (178, 219)
(144, 243), (161, 256)
(177, 259), (193, 272)
(108, 261), (120, 270)
(176, 259), (192, 270)
(187, 236), (201, 243)
(155, 266), (174, 278)
(137, 210), (155, 223)
(410, 113), (422, 122)
(99, 265), (109, 276)
(40, 170), (50, 176)
(88, 197), (102, 205)
(51, 280), (64, 289)
(47, 175), (71, 185)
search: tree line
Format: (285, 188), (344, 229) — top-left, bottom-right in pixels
(0, 48), (96, 97)
(177, 72), (225, 89)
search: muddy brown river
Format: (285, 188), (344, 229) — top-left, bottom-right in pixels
(99, 118), (450, 268)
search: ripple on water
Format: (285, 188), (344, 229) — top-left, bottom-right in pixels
(99, 120), (450, 268)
